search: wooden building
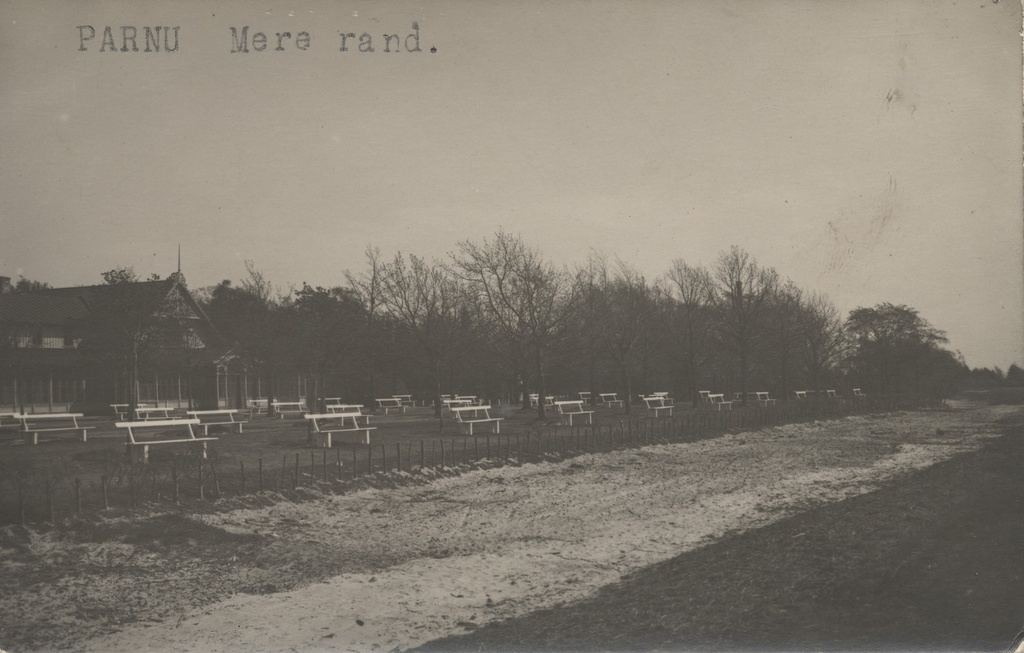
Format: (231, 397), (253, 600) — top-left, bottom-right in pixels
(0, 274), (305, 415)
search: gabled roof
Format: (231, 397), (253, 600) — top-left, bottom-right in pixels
(0, 292), (88, 324)
(0, 279), (178, 325)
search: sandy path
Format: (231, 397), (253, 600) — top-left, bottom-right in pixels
(69, 405), (1013, 653)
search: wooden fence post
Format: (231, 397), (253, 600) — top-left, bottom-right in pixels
(210, 459), (221, 497)
(128, 465), (137, 508)
(46, 480), (54, 523)
(18, 475), (25, 525)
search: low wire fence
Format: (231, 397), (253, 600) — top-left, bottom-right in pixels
(0, 394), (943, 525)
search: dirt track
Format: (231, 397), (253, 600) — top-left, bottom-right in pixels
(0, 402), (1016, 653)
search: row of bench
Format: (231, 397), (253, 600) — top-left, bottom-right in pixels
(8, 387), (871, 461)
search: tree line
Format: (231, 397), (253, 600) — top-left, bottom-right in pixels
(189, 231), (966, 416)
(2, 232), (970, 416)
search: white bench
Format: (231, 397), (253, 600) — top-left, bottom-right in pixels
(376, 397), (406, 414)
(305, 412), (376, 447)
(793, 390), (809, 400)
(752, 392), (776, 407)
(135, 406), (177, 421)
(528, 394), (555, 408)
(652, 392), (674, 405)
(271, 401), (306, 419)
(598, 393), (624, 408)
(116, 418), (216, 464)
(15, 413), (94, 445)
(0, 412), (21, 429)
(186, 409), (248, 435)
(642, 396), (674, 417)
(444, 398), (473, 410)
(825, 389), (838, 399)
(111, 403), (152, 420)
(393, 394), (414, 407)
(555, 400), (594, 426)
(707, 394), (733, 411)
(451, 405), (503, 435)
(249, 398), (269, 415)
(327, 403), (367, 417)
(578, 391), (592, 405)
(853, 388), (866, 398)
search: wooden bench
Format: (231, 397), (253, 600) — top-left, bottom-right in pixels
(135, 406), (177, 421)
(555, 400), (594, 426)
(451, 405), (503, 435)
(116, 418), (216, 464)
(186, 409), (248, 435)
(271, 401), (306, 419)
(642, 396), (674, 417)
(305, 412), (376, 447)
(707, 394), (733, 411)
(598, 393), (624, 408)
(375, 397), (406, 414)
(15, 413), (94, 445)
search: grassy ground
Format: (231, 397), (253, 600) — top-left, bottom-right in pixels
(0, 398), (866, 524)
(414, 430), (1024, 653)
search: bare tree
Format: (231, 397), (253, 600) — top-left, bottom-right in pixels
(665, 260), (717, 408)
(800, 291), (847, 393)
(452, 230), (581, 418)
(711, 247), (779, 406)
(765, 280), (804, 401)
(378, 253), (465, 418)
(590, 256), (657, 414)
(345, 246), (386, 405)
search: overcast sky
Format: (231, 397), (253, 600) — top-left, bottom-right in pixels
(1, 0), (1021, 369)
